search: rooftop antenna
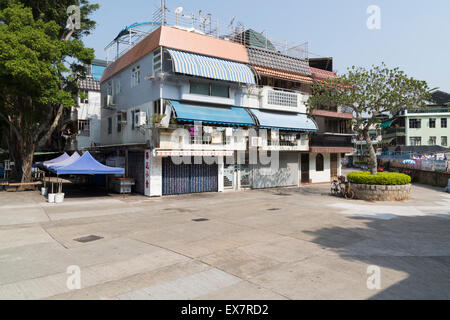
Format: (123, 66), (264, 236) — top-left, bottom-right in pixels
(161, 0), (166, 25)
(175, 6), (183, 25)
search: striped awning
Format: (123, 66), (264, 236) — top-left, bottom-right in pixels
(166, 49), (256, 84)
(250, 109), (318, 132)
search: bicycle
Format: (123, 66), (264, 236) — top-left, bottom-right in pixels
(331, 176), (355, 199)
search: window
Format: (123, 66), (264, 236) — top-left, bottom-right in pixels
(211, 83), (230, 98)
(117, 114), (122, 133)
(131, 66), (140, 88)
(153, 49), (162, 75)
(441, 118), (447, 128)
(115, 80), (121, 95)
(190, 81), (230, 98)
(316, 154), (324, 172)
(409, 119), (421, 128)
(134, 109), (140, 128)
(429, 136), (436, 145)
(107, 81), (113, 96)
(80, 90), (88, 104)
(429, 118), (436, 128)
(154, 100), (162, 115)
(108, 117), (112, 134)
(410, 137), (421, 146)
(131, 110), (135, 130)
(441, 136), (448, 146)
(77, 119), (90, 136)
(190, 81), (210, 95)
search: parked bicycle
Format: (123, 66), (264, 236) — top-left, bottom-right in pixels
(331, 176), (355, 199)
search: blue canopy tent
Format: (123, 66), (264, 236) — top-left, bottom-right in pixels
(37, 152), (70, 168)
(48, 151), (125, 197)
(48, 152), (81, 172)
(52, 151), (124, 175)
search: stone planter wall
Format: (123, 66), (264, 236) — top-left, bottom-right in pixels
(351, 183), (411, 201)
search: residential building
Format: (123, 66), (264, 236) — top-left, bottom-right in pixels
(95, 14), (353, 196)
(381, 90), (450, 149)
(66, 59), (107, 151)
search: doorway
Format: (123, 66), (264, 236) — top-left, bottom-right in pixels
(330, 153), (338, 179)
(301, 153), (310, 184)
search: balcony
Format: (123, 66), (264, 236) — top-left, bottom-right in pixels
(310, 133), (354, 152)
(382, 127), (405, 138)
(247, 86), (308, 113)
(157, 126), (247, 151)
(260, 134), (309, 151)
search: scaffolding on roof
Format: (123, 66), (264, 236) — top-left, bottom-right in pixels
(104, 2), (315, 63)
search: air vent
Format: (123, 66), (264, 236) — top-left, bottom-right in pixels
(74, 235), (104, 243)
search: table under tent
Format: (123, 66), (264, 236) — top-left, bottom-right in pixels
(42, 151), (125, 203)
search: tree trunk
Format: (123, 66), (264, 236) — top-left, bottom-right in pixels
(363, 130), (378, 175)
(20, 137), (35, 183)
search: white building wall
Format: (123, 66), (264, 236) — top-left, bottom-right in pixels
(76, 91), (102, 149)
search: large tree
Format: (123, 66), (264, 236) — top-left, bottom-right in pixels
(307, 63), (431, 175)
(0, 0), (98, 182)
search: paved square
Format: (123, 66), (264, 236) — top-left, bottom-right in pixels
(0, 183), (449, 300)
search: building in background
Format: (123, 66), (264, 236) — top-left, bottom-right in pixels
(381, 90), (450, 149)
(66, 59), (107, 151)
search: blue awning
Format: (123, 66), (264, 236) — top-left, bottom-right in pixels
(53, 151), (124, 175)
(249, 109), (318, 132)
(166, 49), (256, 84)
(170, 101), (255, 126)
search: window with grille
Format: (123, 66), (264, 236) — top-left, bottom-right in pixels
(429, 118), (436, 128)
(409, 119), (421, 129)
(267, 90), (298, 108)
(441, 136), (448, 146)
(77, 120), (90, 136)
(131, 66), (140, 88)
(410, 137), (421, 146)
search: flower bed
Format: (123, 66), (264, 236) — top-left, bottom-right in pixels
(347, 172), (412, 201)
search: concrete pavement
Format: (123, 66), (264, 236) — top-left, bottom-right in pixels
(0, 182), (449, 299)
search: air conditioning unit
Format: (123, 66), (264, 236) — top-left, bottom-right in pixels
(135, 111), (147, 127)
(103, 95), (115, 108)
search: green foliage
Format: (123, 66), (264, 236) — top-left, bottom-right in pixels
(151, 113), (167, 124)
(0, 0), (98, 181)
(307, 63), (432, 174)
(353, 160), (368, 166)
(347, 172), (411, 185)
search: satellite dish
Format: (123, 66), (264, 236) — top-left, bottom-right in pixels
(175, 7), (183, 14)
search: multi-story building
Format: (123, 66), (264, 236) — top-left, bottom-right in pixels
(66, 59), (107, 151)
(381, 90), (450, 148)
(96, 18), (353, 196)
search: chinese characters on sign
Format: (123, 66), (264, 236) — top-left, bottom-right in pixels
(144, 150), (151, 196)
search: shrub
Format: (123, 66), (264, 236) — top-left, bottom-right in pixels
(347, 172), (411, 185)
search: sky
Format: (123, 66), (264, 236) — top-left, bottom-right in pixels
(83, 0), (450, 92)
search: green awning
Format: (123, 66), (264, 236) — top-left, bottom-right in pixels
(380, 120), (394, 128)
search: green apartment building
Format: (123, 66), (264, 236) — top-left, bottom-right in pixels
(382, 91), (450, 148)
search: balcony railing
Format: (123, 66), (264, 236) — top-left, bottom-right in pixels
(310, 133), (353, 148)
